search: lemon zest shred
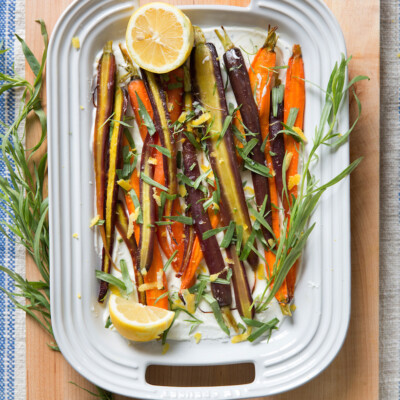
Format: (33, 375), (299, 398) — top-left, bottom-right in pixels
(89, 214), (101, 228)
(284, 152), (293, 171)
(292, 127), (307, 143)
(117, 179), (131, 192)
(162, 343), (170, 355)
(191, 112), (211, 127)
(71, 37), (80, 49)
(138, 282), (158, 292)
(288, 174), (301, 190)
(231, 328), (252, 344)
(194, 333), (202, 344)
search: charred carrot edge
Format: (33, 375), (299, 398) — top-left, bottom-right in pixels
(180, 211), (220, 291)
(98, 87), (127, 302)
(283, 44), (305, 301)
(115, 201), (146, 305)
(249, 27), (289, 306)
(143, 240), (169, 309)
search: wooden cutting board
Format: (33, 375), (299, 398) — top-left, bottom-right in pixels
(25, 0), (379, 398)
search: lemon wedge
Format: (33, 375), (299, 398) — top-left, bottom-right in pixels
(125, 2), (194, 73)
(108, 293), (174, 342)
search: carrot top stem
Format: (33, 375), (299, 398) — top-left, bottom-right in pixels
(214, 26), (234, 51)
(262, 26), (278, 51)
(193, 25), (206, 45)
(118, 43), (140, 80)
(103, 40), (113, 54)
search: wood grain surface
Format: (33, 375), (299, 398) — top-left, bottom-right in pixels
(25, 0), (379, 399)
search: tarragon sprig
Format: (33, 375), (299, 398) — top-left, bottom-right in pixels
(0, 20), (113, 400)
(256, 55), (369, 310)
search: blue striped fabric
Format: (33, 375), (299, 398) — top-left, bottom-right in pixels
(0, 1), (17, 399)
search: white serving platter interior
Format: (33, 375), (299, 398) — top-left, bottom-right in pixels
(48, 0), (350, 398)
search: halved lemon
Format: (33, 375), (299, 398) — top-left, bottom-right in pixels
(125, 2), (194, 73)
(109, 293), (175, 342)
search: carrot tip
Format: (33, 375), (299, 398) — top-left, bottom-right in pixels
(292, 44), (302, 57)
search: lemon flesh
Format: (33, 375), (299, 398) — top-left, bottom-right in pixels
(126, 2), (194, 73)
(109, 294), (175, 342)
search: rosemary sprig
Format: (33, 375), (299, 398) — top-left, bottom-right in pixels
(256, 55), (368, 310)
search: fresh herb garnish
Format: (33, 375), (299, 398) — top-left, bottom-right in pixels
(135, 91), (156, 136)
(202, 225), (228, 240)
(149, 144), (171, 158)
(141, 171), (168, 192)
(203, 293), (230, 335)
(129, 189), (143, 224)
(163, 250), (178, 271)
(95, 270), (126, 292)
(116, 145), (137, 180)
(154, 292), (169, 305)
(105, 316), (112, 329)
(167, 82), (183, 90)
(220, 221), (235, 248)
(120, 259), (133, 295)
(164, 215), (193, 225)
(243, 317), (279, 342)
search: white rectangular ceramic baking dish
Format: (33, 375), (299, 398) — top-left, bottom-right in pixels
(48, 0), (350, 398)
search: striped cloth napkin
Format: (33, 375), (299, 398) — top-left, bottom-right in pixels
(0, 1), (26, 399)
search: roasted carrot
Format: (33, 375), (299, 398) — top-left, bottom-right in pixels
(93, 41), (116, 277)
(143, 241), (169, 309)
(249, 26), (277, 149)
(191, 26), (258, 268)
(115, 201), (146, 305)
(216, 26), (273, 247)
(120, 44), (153, 143)
(180, 63), (232, 307)
(247, 27), (289, 306)
(162, 66), (184, 124)
(98, 86), (127, 302)
(180, 211), (220, 292)
(283, 44), (305, 302)
(283, 44), (305, 205)
(157, 200), (185, 272)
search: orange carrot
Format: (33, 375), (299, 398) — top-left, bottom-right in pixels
(163, 67), (184, 123)
(127, 81), (153, 142)
(180, 211), (220, 291)
(249, 27), (289, 306)
(283, 44), (305, 204)
(156, 199), (185, 272)
(283, 44), (305, 301)
(143, 241), (169, 309)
